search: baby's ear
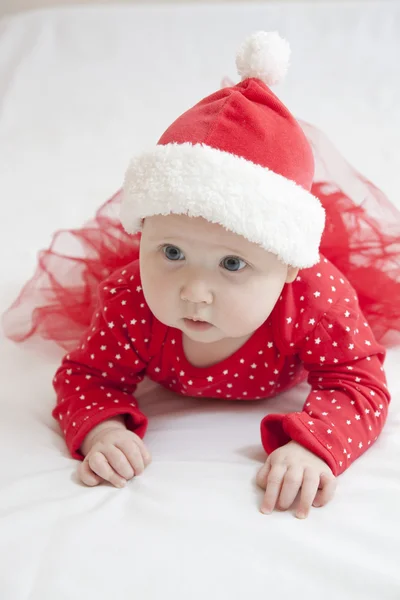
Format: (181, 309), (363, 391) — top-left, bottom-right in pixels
(285, 266), (299, 284)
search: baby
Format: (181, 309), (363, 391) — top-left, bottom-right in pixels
(52, 32), (390, 519)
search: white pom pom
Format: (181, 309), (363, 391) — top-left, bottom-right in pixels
(236, 31), (291, 86)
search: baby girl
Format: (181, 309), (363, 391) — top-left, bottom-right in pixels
(51, 32), (391, 519)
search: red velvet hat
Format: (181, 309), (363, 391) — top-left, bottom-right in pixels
(121, 32), (325, 268)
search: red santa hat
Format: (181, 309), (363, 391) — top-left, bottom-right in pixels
(121, 31), (325, 268)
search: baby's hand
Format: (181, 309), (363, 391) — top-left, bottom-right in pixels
(256, 440), (336, 519)
(78, 417), (152, 488)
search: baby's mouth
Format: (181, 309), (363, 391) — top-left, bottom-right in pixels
(183, 317), (213, 330)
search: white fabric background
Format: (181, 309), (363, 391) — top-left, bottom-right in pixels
(0, 3), (399, 599)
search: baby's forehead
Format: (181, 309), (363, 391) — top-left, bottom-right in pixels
(144, 213), (244, 245)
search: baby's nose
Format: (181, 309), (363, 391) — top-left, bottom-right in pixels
(180, 276), (213, 305)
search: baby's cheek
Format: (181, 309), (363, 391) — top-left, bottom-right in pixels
(225, 288), (275, 330)
(221, 296), (259, 332)
(148, 276), (177, 321)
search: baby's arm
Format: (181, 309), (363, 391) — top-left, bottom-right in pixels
(52, 266), (152, 475)
(261, 293), (390, 477)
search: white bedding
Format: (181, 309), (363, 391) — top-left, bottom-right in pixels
(0, 2), (399, 599)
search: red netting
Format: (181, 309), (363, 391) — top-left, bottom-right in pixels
(2, 124), (400, 351)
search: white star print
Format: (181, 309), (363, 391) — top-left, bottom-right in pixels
(309, 318), (316, 325)
(100, 345), (107, 351)
(136, 286), (142, 292)
(251, 363), (257, 369)
(314, 291), (321, 298)
(344, 311), (350, 318)
(130, 319), (137, 325)
(207, 376), (213, 382)
(315, 338), (321, 345)
(286, 317), (292, 324)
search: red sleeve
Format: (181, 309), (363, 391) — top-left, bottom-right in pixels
(261, 272), (390, 476)
(52, 264), (152, 460)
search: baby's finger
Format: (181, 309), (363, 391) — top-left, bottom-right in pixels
(278, 466), (304, 510)
(256, 458), (271, 489)
(129, 434), (152, 466)
(116, 439), (145, 476)
(78, 459), (103, 487)
(296, 469), (320, 519)
(260, 464), (287, 514)
(104, 445), (135, 480)
(88, 451), (126, 488)
(313, 473), (337, 508)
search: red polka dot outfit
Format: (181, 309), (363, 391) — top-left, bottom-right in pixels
(52, 255), (390, 477)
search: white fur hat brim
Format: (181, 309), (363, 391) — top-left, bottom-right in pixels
(121, 142), (325, 268)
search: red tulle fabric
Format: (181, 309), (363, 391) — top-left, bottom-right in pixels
(2, 121), (400, 351)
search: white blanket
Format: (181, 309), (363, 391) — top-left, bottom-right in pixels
(0, 3), (399, 599)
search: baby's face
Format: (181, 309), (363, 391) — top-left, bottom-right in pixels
(139, 214), (298, 343)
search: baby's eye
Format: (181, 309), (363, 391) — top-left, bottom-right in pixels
(162, 244), (185, 261)
(221, 256), (247, 272)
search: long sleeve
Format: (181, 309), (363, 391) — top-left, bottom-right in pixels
(261, 264), (391, 476)
(52, 265), (152, 460)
